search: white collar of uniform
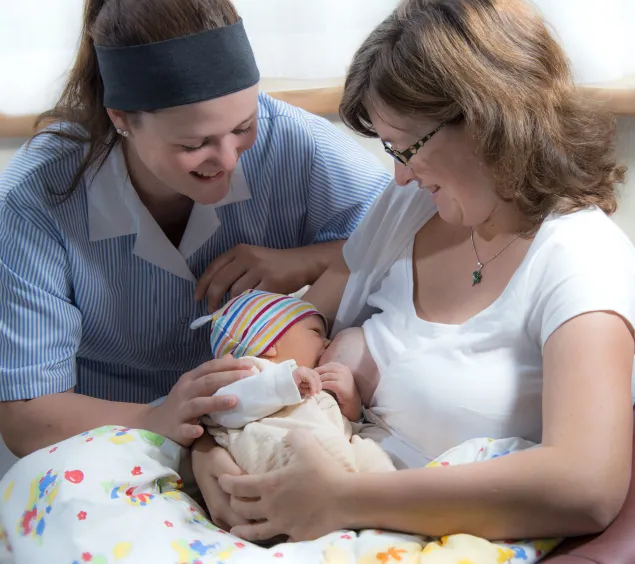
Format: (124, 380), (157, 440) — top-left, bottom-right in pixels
(87, 144), (252, 282)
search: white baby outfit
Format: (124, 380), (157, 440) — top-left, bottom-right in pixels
(205, 357), (395, 474)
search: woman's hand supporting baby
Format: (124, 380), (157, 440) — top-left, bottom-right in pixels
(192, 433), (251, 531)
(143, 356), (256, 446)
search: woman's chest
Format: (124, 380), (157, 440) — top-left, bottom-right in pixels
(368, 324), (545, 458)
(364, 246), (544, 456)
(411, 221), (533, 325)
(67, 237), (215, 361)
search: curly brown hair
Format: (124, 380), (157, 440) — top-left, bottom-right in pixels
(340, 0), (625, 228)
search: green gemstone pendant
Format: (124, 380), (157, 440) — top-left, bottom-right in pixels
(472, 263), (483, 286)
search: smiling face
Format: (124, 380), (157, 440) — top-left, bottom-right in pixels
(108, 85), (259, 206)
(367, 102), (505, 229)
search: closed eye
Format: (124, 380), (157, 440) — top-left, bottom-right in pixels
(182, 141), (207, 152)
(181, 124), (253, 152)
(183, 145), (204, 152)
(232, 124), (253, 136)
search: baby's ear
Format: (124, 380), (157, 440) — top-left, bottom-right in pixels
(263, 344), (278, 358)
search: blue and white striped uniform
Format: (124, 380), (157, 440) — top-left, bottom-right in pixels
(0, 93), (390, 404)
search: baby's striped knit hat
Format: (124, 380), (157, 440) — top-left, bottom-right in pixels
(191, 289), (327, 359)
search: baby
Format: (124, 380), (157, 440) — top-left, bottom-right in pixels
(190, 289), (395, 475)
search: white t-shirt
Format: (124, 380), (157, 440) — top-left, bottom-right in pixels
(339, 180), (635, 466)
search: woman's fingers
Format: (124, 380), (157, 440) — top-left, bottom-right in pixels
(190, 369), (254, 397)
(207, 445), (245, 478)
(229, 271), (262, 300)
(183, 395), (236, 421)
(222, 506), (251, 530)
(177, 422), (204, 442)
(189, 357), (255, 379)
(309, 372), (322, 395)
(199, 480), (250, 529)
(230, 497), (265, 521)
(219, 473), (263, 499)
(195, 250), (235, 301)
(191, 438), (250, 530)
(316, 371), (341, 382)
(204, 260), (249, 312)
(231, 521), (279, 543)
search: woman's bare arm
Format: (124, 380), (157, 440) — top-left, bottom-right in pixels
(336, 312), (634, 539)
(303, 250), (350, 329)
(0, 390), (150, 457)
(0, 358), (255, 457)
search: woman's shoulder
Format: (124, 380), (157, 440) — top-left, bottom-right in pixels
(534, 207), (634, 260)
(256, 92), (365, 147)
(371, 180), (435, 217)
(525, 207), (635, 346)
(257, 91), (327, 129)
(253, 92), (391, 182)
(0, 124), (86, 211)
(344, 181), (436, 271)
(354, 180), (436, 237)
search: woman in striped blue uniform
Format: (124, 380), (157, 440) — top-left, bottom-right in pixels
(0, 0), (390, 457)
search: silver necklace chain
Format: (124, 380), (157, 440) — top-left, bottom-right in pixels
(470, 228), (522, 286)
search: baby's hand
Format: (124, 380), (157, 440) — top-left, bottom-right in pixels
(292, 367), (322, 399)
(315, 363), (362, 421)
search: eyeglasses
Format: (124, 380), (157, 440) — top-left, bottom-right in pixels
(382, 120), (451, 166)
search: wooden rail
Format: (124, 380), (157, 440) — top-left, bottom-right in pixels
(2, 78), (635, 139)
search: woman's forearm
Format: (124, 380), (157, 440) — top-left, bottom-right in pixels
(297, 241), (345, 286)
(338, 446), (626, 539)
(303, 247), (350, 328)
(0, 391), (150, 457)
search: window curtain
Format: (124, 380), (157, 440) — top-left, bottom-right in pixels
(0, 0), (633, 116)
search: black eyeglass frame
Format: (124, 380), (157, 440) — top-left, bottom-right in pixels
(381, 120), (452, 166)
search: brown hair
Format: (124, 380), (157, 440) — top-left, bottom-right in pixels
(340, 0), (625, 226)
(35, 0), (239, 197)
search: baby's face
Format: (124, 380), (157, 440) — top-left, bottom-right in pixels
(263, 315), (329, 368)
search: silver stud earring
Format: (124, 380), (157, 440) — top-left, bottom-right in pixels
(116, 128), (129, 138)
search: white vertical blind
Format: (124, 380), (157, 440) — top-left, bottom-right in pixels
(0, 0), (633, 116)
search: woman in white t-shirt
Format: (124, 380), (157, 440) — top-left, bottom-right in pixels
(194, 0), (635, 543)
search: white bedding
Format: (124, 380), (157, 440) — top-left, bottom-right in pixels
(0, 426), (559, 564)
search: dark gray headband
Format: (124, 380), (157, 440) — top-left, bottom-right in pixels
(95, 19), (260, 111)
